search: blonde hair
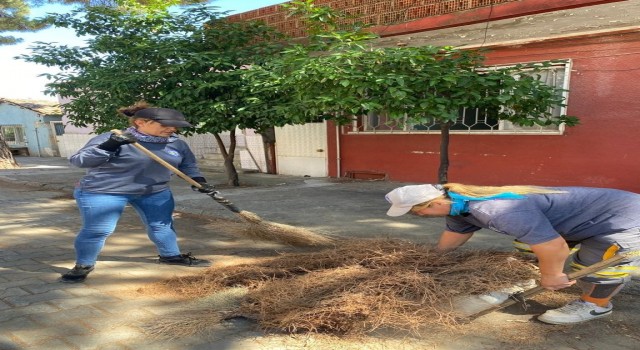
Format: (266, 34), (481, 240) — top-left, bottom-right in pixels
(443, 183), (563, 197)
(411, 183), (564, 212)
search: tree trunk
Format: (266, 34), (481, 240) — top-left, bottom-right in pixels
(213, 132), (240, 187)
(438, 121), (451, 184)
(0, 132), (19, 169)
(259, 127), (277, 174)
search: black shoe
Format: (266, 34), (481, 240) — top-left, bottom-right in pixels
(60, 264), (94, 283)
(158, 252), (211, 267)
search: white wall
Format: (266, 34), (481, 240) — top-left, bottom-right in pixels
(57, 132), (226, 159)
(57, 133), (92, 158)
(56, 130), (266, 173)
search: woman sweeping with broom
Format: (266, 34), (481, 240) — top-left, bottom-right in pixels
(61, 102), (215, 283)
(385, 183), (640, 325)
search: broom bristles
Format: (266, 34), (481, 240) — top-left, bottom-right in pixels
(237, 211), (335, 247)
(236, 210), (263, 223)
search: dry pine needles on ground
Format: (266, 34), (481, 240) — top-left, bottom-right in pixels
(144, 239), (539, 337)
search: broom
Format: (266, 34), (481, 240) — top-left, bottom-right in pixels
(111, 130), (335, 247)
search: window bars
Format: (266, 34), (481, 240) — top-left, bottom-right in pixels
(349, 60), (571, 135)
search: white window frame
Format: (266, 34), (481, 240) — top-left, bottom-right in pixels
(1, 125), (27, 145)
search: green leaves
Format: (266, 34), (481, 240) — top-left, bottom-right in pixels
(21, 5), (286, 134)
(1, 0), (211, 46)
(0, 0), (49, 45)
(19, 0), (577, 184)
(257, 4), (577, 184)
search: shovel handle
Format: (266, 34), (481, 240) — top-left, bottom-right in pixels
(111, 129), (202, 188)
(469, 253), (627, 319)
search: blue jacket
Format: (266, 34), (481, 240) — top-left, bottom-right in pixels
(70, 132), (203, 194)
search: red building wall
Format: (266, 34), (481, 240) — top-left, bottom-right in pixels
(329, 31), (640, 191)
(228, 0), (521, 38)
(229, 0), (638, 191)
(227, 0), (622, 39)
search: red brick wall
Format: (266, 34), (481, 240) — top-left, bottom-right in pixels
(226, 0), (621, 38)
(227, 0), (517, 39)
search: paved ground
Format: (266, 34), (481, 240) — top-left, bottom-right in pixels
(1, 156), (639, 350)
(0, 156), (437, 350)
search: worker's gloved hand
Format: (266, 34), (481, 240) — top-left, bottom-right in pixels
(191, 177), (216, 194)
(97, 132), (137, 152)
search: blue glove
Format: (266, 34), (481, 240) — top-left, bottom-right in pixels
(97, 132), (137, 152)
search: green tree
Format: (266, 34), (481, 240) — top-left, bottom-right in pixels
(257, 0), (579, 183)
(0, 0), (48, 44)
(21, 5), (285, 185)
(0, 0), (205, 45)
(0, 0), (206, 168)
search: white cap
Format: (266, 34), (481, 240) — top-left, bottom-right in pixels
(385, 185), (446, 217)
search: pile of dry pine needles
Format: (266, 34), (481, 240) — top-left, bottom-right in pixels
(144, 239), (539, 338)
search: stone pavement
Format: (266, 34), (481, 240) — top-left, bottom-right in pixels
(0, 156), (454, 350)
(0, 182), (271, 350)
(2, 157), (638, 350)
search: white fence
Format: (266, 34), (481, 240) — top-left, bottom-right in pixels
(56, 131), (265, 172)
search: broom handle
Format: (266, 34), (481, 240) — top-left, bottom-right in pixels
(111, 129), (243, 213)
(111, 129), (203, 188)
(470, 253), (626, 319)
